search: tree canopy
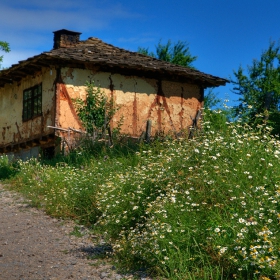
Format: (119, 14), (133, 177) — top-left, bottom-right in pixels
(138, 39), (197, 68)
(232, 41), (280, 132)
(0, 41), (10, 69)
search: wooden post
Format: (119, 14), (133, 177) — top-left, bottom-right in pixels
(138, 131), (145, 142)
(103, 113), (107, 139)
(189, 110), (202, 139)
(145, 119), (152, 143)
(107, 126), (113, 146)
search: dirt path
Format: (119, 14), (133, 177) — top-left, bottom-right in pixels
(0, 184), (134, 280)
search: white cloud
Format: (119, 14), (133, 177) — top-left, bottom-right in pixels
(0, 6), (108, 32)
(0, 0), (136, 32)
(0, 0), (143, 67)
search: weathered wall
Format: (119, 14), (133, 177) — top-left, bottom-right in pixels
(0, 65), (203, 157)
(0, 67), (55, 147)
(60, 68), (202, 137)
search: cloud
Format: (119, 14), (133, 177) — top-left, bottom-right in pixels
(0, 0), (143, 67)
(0, 6), (107, 32)
(0, 0), (136, 32)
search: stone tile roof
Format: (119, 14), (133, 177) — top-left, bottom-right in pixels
(0, 37), (229, 88)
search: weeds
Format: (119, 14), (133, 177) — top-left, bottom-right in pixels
(3, 111), (280, 279)
(0, 155), (19, 179)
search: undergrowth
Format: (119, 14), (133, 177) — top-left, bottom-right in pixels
(1, 111), (280, 280)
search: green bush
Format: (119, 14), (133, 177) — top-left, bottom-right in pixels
(73, 81), (119, 135)
(0, 156), (19, 179)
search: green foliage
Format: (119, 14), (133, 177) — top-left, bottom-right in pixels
(74, 81), (119, 135)
(204, 88), (221, 109)
(0, 156), (19, 179)
(203, 108), (229, 132)
(138, 39), (197, 68)
(204, 89), (234, 131)
(0, 41), (10, 69)
(232, 41), (280, 134)
(5, 114), (280, 279)
(96, 118), (280, 279)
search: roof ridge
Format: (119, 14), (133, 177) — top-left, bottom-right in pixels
(0, 35), (229, 88)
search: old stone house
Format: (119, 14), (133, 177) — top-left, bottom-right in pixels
(0, 29), (228, 159)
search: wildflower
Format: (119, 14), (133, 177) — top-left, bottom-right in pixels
(237, 232), (244, 238)
(214, 228), (220, 233)
(219, 247), (228, 254)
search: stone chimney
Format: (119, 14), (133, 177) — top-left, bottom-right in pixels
(53, 29), (82, 49)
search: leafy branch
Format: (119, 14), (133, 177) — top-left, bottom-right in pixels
(73, 81), (120, 137)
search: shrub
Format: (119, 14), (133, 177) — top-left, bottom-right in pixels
(0, 155), (19, 179)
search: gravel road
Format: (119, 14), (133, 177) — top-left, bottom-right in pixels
(0, 184), (146, 280)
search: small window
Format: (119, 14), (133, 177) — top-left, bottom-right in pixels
(23, 83), (42, 121)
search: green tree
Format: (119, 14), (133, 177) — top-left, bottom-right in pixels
(0, 41), (10, 68)
(138, 39), (197, 68)
(232, 41), (280, 132)
(204, 88), (221, 109)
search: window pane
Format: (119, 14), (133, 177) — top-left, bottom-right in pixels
(27, 99), (32, 119)
(24, 89), (32, 101)
(38, 94), (42, 114)
(23, 98), (32, 120)
(23, 83), (42, 121)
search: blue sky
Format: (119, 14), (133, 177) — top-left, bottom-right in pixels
(1, 0), (280, 107)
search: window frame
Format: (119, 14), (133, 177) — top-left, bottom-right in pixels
(22, 83), (42, 122)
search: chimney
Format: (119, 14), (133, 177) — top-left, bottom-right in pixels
(53, 29), (82, 49)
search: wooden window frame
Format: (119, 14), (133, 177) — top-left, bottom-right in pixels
(22, 83), (42, 121)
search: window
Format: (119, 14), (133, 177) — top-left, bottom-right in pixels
(23, 83), (42, 121)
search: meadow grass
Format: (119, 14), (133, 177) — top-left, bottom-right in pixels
(1, 112), (280, 279)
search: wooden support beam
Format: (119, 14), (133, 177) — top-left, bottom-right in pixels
(4, 146), (12, 153)
(20, 143), (27, 149)
(39, 136), (49, 144)
(13, 144), (20, 152)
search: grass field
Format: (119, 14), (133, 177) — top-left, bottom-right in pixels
(1, 111), (280, 279)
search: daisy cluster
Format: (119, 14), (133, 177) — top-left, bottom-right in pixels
(96, 120), (280, 279)
(6, 113), (280, 279)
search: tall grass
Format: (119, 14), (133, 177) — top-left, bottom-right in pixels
(3, 111), (280, 279)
